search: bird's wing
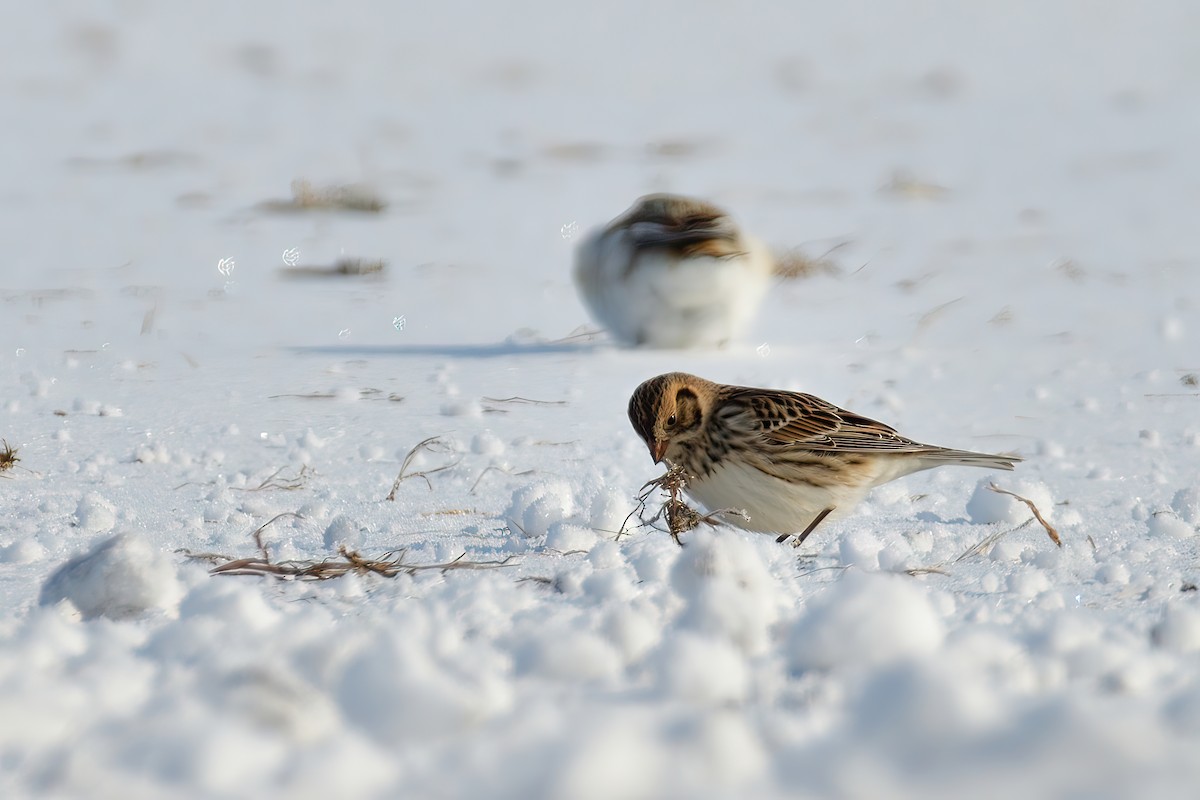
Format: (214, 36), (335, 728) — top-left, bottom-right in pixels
(614, 195), (742, 252)
(723, 388), (936, 454)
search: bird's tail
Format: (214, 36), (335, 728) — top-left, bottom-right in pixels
(916, 448), (1022, 471)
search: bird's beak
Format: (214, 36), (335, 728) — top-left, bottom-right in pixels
(651, 440), (668, 464)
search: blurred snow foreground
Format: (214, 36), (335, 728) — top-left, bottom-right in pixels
(4, 0), (1200, 798)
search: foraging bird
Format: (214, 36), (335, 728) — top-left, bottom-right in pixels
(628, 372), (1022, 543)
(573, 194), (774, 348)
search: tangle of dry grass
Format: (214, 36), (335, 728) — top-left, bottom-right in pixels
(0, 439), (19, 475)
(618, 466), (748, 546)
(187, 513), (517, 580)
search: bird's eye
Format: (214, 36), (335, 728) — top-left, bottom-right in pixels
(666, 414), (677, 427)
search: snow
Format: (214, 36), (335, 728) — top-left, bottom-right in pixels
(3, 1), (1200, 798)
(39, 532), (183, 620)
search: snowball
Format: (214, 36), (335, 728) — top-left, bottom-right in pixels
(74, 493), (117, 532)
(1153, 602), (1200, 653)
(653, 633), (749, 704)
(966, 478), (1055, 525)
(905, 529), (934, 554)
(518, 631), (623, 683)
(1006, 569), (1051, 600)
(300, 428), (325, 449)
(440, 400), (482, 417)
(1165, 684), (1200, 736)
(0, 539), (46, 563)
(839, 530), (882, 569)
(549, 713), (667, 800)
(587, 540), (625, 570)
(470, 431), (505, 456)
(177, 580), (279, 631)
(40, 533), (183, 620)
(545, 522), (597, 553)
(1096, 561), (1131, 585)
(989, 538), (1027, 562)
(506, 480), (576, 538)
(1171, 487), (1200, 525)
(588, 489), (632, 535)
(627, 541), (675, 583)
(581, 569), (637, 603)
(849, 659), (997, 752)
(788, 570), (945, 671)
(1148, 513), (1194, 539)
(336, 632), (508, 742)
(202, 503), (229, 524)
(670, 530), (786, 655)
(132, 443), (170, 464)
(324, 515), (367, 550)
(878, 539), (915, 572)
(602, 607), (660, 662)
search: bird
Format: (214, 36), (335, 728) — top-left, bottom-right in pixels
(628, 372), (1022, 544)
(572, 194), (774, 348)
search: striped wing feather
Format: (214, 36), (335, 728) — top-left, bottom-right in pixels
(723, 389), (938, 454)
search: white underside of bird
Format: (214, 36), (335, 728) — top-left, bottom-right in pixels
(679, 452), (986, 535)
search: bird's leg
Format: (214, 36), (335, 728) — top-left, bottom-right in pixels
(777, 507), (834, 547)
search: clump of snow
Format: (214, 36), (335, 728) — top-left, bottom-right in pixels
(74, 493), (117, 532)
(324, 515), (367, 550)
(653, 632), (749, 704)
(848, 658), (998, 754)
(545, 522), (597, 552)
(587, 488), (632, 534)
(506, 480), (576, 538)
(39, 533), (183, 619)
(788, 570), (945, 671)
(0, 539), (46, 564)
(839, 529), (883, 569)
(966, 478), (1056, 525)
(336, 617), (513, 743)
(1148, 512), (1194, 539)
(132, 442), (170, 464)
(1154, 602), (1200, 654)
(670, 530), (788, 655)
(471, 431), (505, 455)
(1171, 487), (1200, 525)
(515, 628), (623, 684)
(601, 606), (660, 663)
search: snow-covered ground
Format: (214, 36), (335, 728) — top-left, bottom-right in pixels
(3, 2), (1199, 797)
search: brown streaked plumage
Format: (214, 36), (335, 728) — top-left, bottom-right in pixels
(628, 372), (1022, 544)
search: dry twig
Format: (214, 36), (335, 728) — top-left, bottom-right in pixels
(233, 465), (310, 492)
(987, 483), (1062, 547)
(955, 517), (1036, 562)
(480, 396), (568, 406)
(386, 436), (461, 500)
(469, 464), (535, 494)
(279, 258), (387, 278)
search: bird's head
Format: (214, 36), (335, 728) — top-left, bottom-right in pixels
(627, 372), (712, 463)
